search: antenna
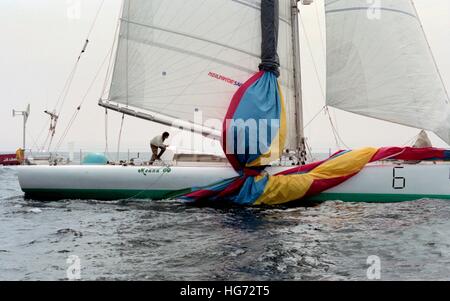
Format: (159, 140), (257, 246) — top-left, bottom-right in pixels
(12, 104), (30, 150)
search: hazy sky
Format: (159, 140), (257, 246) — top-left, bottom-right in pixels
(0, 0), (449, 154)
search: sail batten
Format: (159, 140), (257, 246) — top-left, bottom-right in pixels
(118, 34), (257, 74)
(326, 7), (419, 19)
(120, 18), (261, 59)
(325, 0), (450, 144)
(231, 0), (291, 24)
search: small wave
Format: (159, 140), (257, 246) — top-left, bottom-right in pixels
(0, 195), (24, 202)
(57, 250), (71, 254)
(56, 228), (83, 237)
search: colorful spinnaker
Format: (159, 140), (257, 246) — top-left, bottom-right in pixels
(182, 147), (450, 205)
(222, 70), (286, 171)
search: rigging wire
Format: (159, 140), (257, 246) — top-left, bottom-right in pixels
(99, 5), (122, 159)
(313, 0), (326, 62)
(116, 114), (126, 162)
(41, 131), (51, 152)
(57, 0), (106, 112)
(53, 63), (79, 120)
(125, 1), (130, 106)
(401, 132), (421, 147)
(36, 121), (52, 152)
(298, 11), (349, 150)
(411, 0), (450, 103)
(54, 107), (79, 152)
(53, 47), (114, 152)
(86, 0), (106, 39)
(303, 137), (315, 161)
(325, 106), (349, 149)
(100, 16), (120, 99)
(298, 12), (326, 100)
(303, 105), (326, 130)
(104, 108), (110, 156)
(26, 129), (40, 152)
(330, 106), (342, 142)
(43, 0), (106, 152)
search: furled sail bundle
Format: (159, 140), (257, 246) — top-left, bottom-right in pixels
(222, 0), (286, 170)
(223, 70), (286, 169)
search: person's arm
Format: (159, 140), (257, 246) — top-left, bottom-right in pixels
(162, 137), (169, 148)
(158, 137), (168, 148)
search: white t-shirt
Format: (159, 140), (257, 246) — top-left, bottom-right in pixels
(150, 135), (165, 147)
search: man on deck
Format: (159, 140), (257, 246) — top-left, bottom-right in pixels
(150, 132), (170, 165)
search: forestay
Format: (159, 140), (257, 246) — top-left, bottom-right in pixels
(108, 0), (297, 148)
(325, 0), (450, 144)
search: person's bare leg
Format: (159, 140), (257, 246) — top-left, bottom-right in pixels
(150, 145), (158, 165)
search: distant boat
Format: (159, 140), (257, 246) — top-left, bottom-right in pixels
(0, 154), (20, 166)
(18, 0), (450, 204)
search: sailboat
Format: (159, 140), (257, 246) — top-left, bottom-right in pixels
(18, 0), (450, 204)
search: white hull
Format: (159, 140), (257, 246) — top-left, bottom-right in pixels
(17, 162), (450, 203)
(316, 162), (450, 202)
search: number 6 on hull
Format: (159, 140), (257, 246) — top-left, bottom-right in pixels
(393, 167), (406, 190)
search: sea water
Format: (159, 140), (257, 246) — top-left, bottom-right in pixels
(2, 166), (450, 280)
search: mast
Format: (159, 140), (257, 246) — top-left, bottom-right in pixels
(290, 0), (308, 163)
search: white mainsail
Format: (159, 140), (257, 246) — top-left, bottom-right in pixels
(106, 0), (298, 149)
(325, 0), (450, 144)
